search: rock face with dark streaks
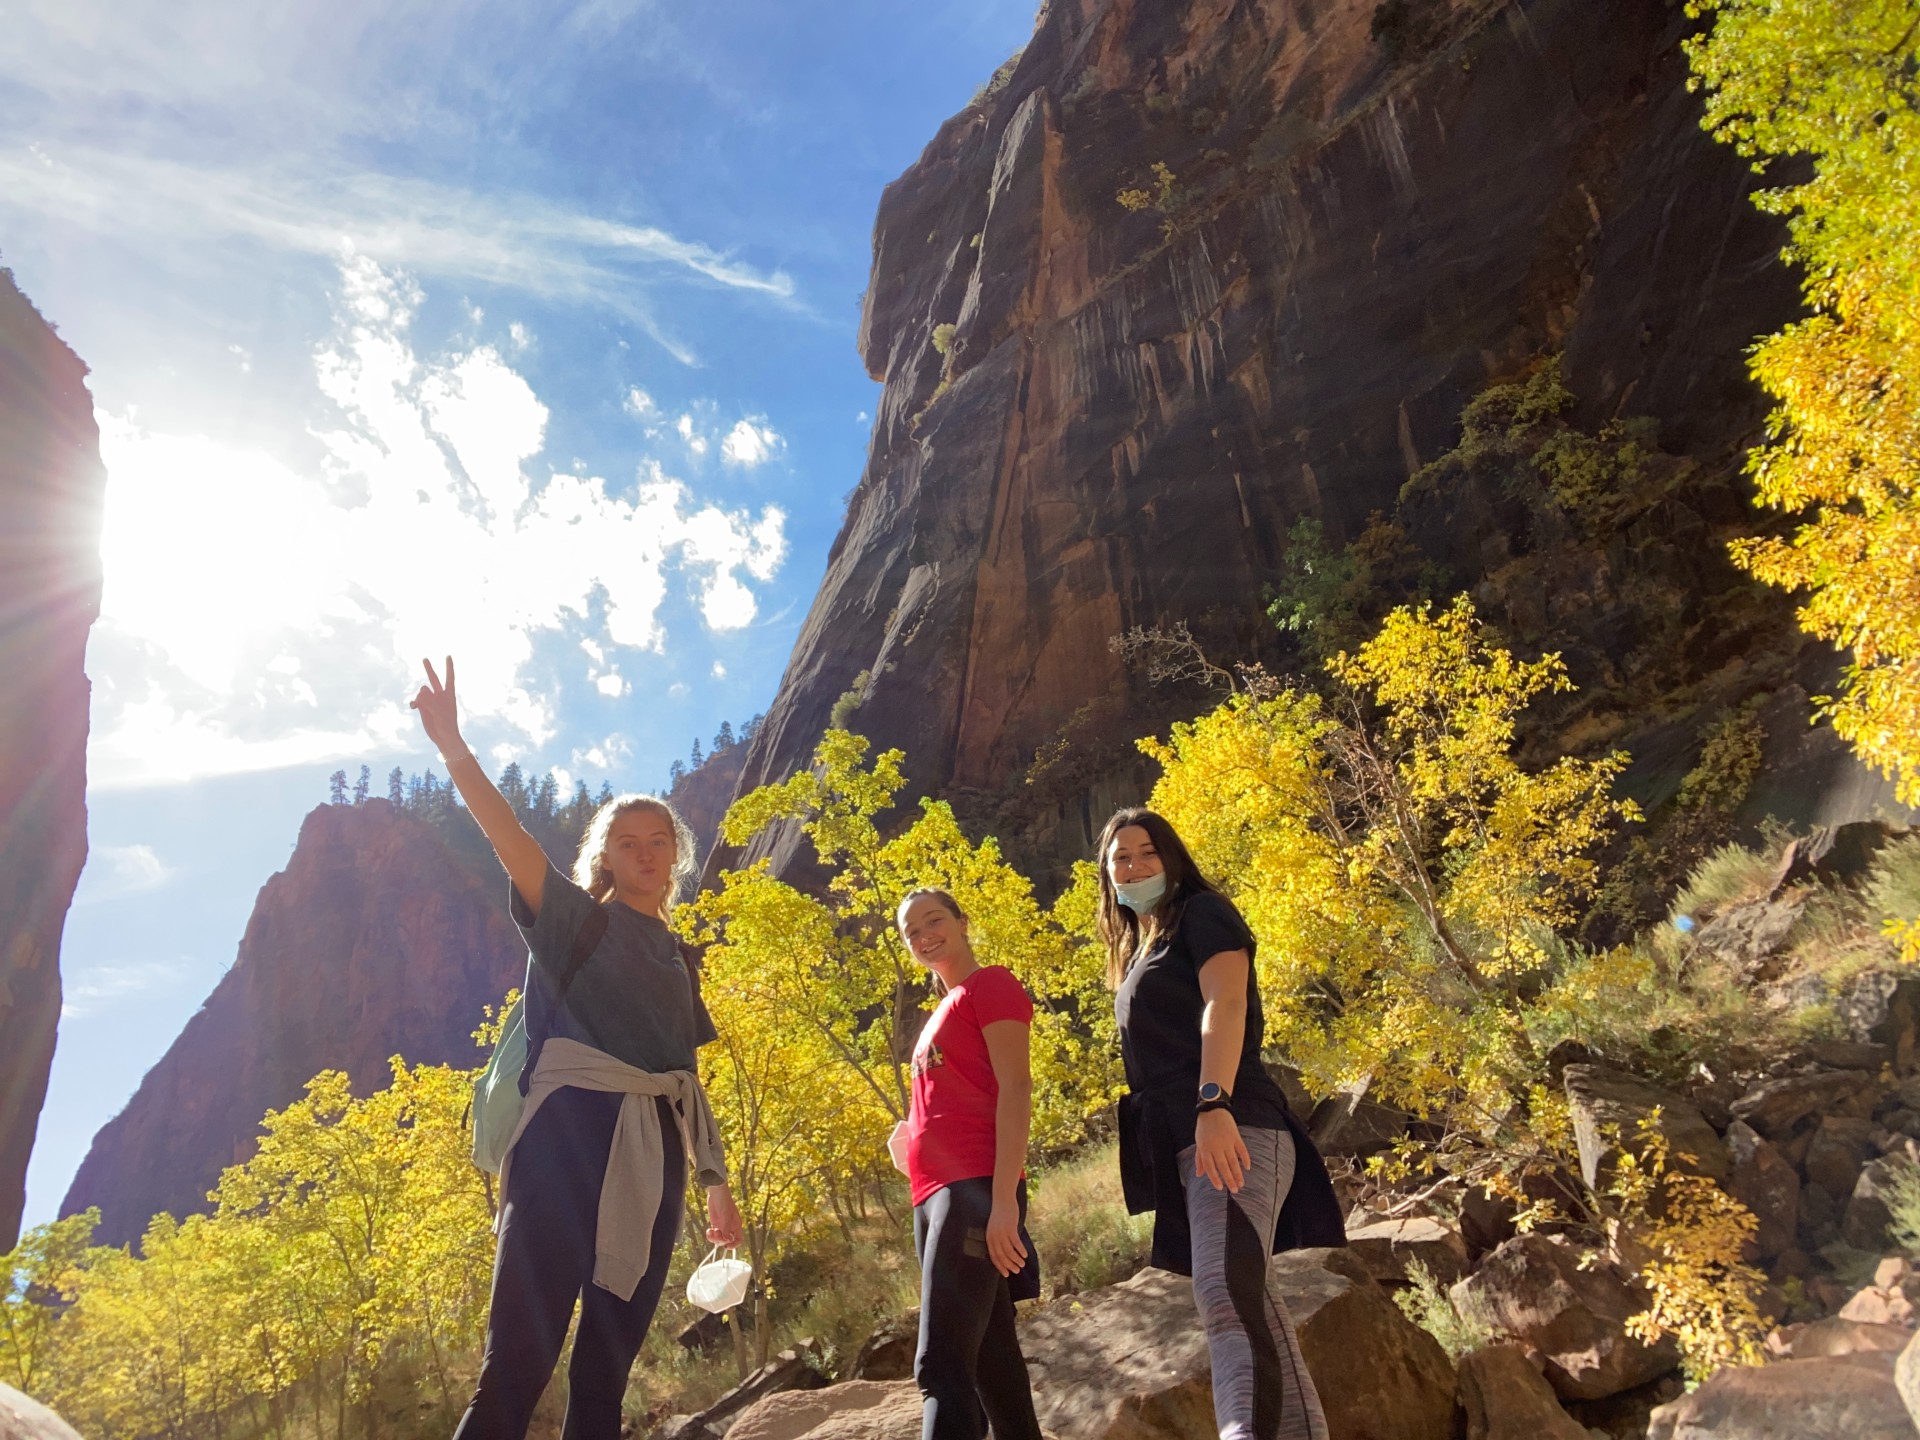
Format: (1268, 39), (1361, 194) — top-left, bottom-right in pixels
(0, 270), (106, 1251)
(719, 0), (1800, 885)
(61, 800), (527, 1246)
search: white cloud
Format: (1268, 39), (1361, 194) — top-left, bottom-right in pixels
(0, 144), (795, 363)
(61, 959), (189, 1021)
(89, 253), (788, 787)
(577, 734), (630, 770)
(624, 386), (656, 417)
(595, 672), (629, 697)
(676, 413), (708, 455)
(720, 417), (781, 467)
(508, 321), (531, 350)
(82, 843), (173, 900)
(711, 661), (727, 678)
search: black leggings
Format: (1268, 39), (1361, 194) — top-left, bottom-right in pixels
(912, 1178), (1042, 1440)
(453, 1088), (686, 1440)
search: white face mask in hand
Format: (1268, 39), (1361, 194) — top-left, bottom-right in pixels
(1115, 874), (1167, 912)
(686, 1247), (753, 1313)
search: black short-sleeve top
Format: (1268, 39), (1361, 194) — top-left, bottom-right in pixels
(510, 862), (718, 1074)
(1111, 886), (1347, 1272)
(1113, 890), (1289, 1129)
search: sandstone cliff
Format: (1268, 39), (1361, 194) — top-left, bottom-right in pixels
(721, 0), (1804, 885)
(62, 800), (527, 1246)
(0, 270), (105, 1251)
(671, 741), (749, 869)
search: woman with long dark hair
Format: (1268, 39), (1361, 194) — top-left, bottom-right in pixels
(888, 888), (1044, 1440)
(412, 657), (743, 1440)
(1095, 807), (1342, 1440)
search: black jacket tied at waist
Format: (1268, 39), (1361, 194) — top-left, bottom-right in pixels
(1117, 1082), (1346, 1276)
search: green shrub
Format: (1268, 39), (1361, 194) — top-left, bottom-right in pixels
(1883, 1157), (1920, 1257)
(1673, 841), (1783, 918)
(1394, 1258), (1500, 1359)
(1867, 835), (1920, 935)
(1027, 1143), (1151, 1297)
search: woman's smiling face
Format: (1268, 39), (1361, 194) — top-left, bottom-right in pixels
(898, 894), (969, 967)
(1105, 824), (1164, 886)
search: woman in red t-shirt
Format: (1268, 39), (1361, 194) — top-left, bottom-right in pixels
(888, 889), (1043, 1440)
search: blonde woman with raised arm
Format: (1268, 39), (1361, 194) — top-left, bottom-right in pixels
(413, 657), (743, 1440)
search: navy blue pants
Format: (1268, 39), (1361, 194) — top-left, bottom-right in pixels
(912, 1178), (1042, 1440)
(453, 1088), (686, 1440)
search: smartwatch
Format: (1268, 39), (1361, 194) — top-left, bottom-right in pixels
(1196, 1082), (1233, 1115)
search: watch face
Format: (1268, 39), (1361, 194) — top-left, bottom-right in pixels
(1198, 1083), (1225, 1103)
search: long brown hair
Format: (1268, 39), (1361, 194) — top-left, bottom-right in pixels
(1093, 808), (1223, 989)
(573, 793), (699, 910)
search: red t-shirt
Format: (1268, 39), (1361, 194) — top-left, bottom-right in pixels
(903, 965), (1034, 1205)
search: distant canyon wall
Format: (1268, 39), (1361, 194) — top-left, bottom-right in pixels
(63, 801), (528, 1247)
(0, 270), (105, 1251)
(718, 0), (1803, 886)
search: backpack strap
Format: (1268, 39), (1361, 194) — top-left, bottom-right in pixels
(517, 903), (611, 1096)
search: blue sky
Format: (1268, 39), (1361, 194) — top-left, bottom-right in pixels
(4, 0), (1038, 1230)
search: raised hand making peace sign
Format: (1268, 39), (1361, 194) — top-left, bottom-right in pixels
(410, 656), (466, 759)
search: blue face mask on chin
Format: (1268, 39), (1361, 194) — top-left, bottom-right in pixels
(1115, 873), (1168, 913)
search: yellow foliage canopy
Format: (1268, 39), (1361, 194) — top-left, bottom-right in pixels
(1688, 0), (1920, 801)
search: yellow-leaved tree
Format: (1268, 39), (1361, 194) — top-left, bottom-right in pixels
(691, 730), (1121, 1361)
(0, 1208), (98, 1396)
(1687, 0), (1920, 802)
(29, 1058), (493, 1440)
(1143, 597), (1640, 1209)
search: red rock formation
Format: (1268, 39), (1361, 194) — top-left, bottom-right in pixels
(61, 800), (527, 1246)
(722, 0), (1800, 884)
(0, 270), (105, 1250)
(670, 741), (748, 868)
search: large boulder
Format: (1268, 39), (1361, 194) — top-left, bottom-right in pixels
(1562, 1065), (1730, 1190)
(656, 1345), (830, 1440)
(1803, 1115), (1878, 1201)
(1724, 1121), (1800, 1260)
(1455, 1345), (1587, 1440)
(1840, 1259), (1920, 1328)
(1899, 1325), (1920, 1431)
(1848, 1160), (1908, 1252)
(1343, 1216), (1470, 1288)
(1768, 1317), (1913, 1359)
(1016, 1251), (1456, 1440)
(724, 1382), (922, 1440)
(849, 1313), (917, 1382)
(1646, 1352), (1916, 1439)
(1691, 894), (1806, 983)
(1840, 972), (1920, 1065)
(1452, 1234), (1680, 1401)
(0, 1387), (84, 1440)
(1729, 1071), (1874, 1138)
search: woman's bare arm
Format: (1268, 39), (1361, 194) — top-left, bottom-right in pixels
(982, 1017), (1033, 1278)
(410, 656), (551, 915)
(1194, 947), (1253, 1192)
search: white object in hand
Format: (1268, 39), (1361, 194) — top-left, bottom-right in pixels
(887, 1121), (910, 1176)
(686, 1247), (753, 1313)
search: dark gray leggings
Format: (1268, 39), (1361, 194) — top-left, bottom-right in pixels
(912, 1178), (1043, 1440)
(453, 1088), (685, 1440)
(1180, 1128), (1329, 1440)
